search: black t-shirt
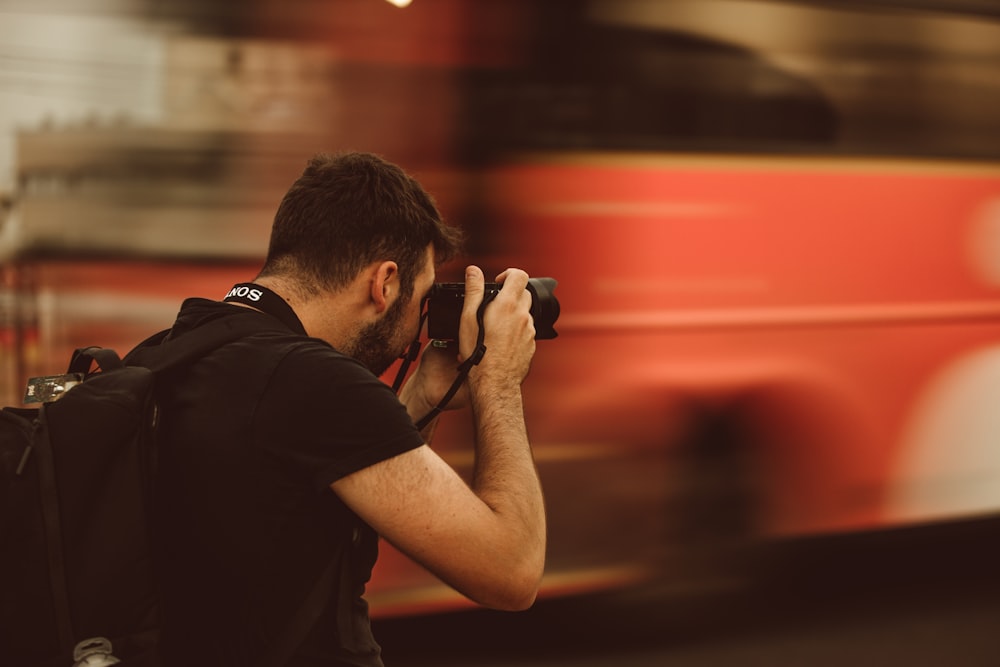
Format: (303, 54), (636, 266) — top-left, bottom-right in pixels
(152, 298), (424, 666)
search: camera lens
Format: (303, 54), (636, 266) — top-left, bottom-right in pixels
(526, 277), (559, 340)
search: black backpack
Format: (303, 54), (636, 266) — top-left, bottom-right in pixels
(0, 312), (334, 667)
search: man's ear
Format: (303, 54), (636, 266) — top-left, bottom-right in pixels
(370, 260), (399, 314)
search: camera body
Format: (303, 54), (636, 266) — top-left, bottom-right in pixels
(426, 277), (559, 341)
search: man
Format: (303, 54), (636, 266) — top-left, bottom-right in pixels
(148, 152), (546, 665)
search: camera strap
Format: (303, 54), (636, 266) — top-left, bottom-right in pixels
(393, 292), (495, 431)
(391, 308), (429, 394)
(223, 283), (307, 335)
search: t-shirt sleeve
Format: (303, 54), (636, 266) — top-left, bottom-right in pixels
(254, 342), (425, 490)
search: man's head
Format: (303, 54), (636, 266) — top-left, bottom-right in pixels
(258, 152), (463, 373)
(259, 152), (463, 302)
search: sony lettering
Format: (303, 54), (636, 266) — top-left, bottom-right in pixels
(226, 286), (263, 302)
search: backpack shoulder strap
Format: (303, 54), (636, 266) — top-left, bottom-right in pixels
(67, 347), (125, 376)
(123, 311), (278, 373)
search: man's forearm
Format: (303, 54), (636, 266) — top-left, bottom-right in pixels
(469, 380), (547, 601)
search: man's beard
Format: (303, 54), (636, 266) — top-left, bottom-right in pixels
(347, 294), (411, 377)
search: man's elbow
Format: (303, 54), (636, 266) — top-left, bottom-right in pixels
(495, 586), (539, 612)
(473, 563), (544, 612)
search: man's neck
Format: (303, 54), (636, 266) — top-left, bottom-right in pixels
(252, 275), (358, 350)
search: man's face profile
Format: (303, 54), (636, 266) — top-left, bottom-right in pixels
(348, 246), (436, 376)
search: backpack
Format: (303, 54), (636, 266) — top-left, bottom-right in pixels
(0, 312), (333, 667)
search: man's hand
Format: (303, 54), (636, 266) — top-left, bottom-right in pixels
(398, 339), (470, 430)
(460, 265), (536, 388)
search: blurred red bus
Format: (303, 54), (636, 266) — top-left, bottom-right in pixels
(369, 153), (1000, 614)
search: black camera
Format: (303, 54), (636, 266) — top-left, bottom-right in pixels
(426, 277), (560, 341)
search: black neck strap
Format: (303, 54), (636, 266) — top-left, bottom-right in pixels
(223, 283), (306, 335)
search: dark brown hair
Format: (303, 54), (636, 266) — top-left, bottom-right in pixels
(258, 152), (463, 299)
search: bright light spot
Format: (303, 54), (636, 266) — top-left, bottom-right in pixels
(892, 345), (1000, 522)
(385, 0), (413, 7)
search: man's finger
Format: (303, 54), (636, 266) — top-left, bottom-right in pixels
(463, 265), (486, 317)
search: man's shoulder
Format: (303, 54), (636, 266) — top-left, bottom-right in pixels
(170, 297), (382, 384)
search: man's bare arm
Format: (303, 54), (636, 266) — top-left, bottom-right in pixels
(332, 267), (545, 610)
(331, 437), (544, 610)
